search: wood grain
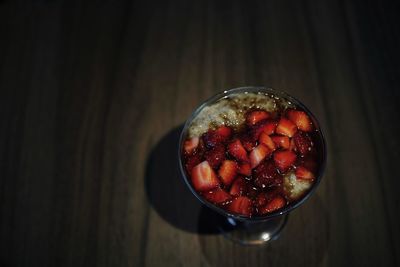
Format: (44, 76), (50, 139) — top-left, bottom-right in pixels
(1, 0), (399, 266)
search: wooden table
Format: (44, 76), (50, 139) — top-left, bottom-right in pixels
(1, 1), (399, 266)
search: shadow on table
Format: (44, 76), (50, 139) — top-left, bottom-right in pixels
(145, 125), (225, 234)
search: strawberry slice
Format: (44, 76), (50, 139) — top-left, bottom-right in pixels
(191, 161), (220, 191)
(287, 109), (313, 132)
(295, 166), (315, 180)
(227, 196), (253, 216)
(229, 177), (248, 196)
(202, 188), (232, 204)
(215, 125), (232, 140)
(246, 110), (270, 126)
(259, 196), (286, 214)
(273, 150), (297, 172)
(261, 120), (278, 135)
(240, 133), (257, 152)
(202, 126), (231, 149)
(184, 137), (199, 154)
(276, 118), (297, 137)
(228, 139), (249, 162)
(253, 160), (282, 188)
(252, 119), (277, 139)
(289, 138), (296, 151)
(249, 144), (270, 168)
(271, 135), (290, 149)
(218, 160), (238, 186)
(185, 153), (202, 173)
(238, 163), (252, 176)
(204, 144), (225, 169)
(259, 132), (276, 151)
(293, 131), (313, 155)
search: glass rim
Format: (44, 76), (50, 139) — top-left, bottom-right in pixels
(178, 86), (327, 222)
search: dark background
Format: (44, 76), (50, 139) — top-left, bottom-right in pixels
(1, 0), (400, 266)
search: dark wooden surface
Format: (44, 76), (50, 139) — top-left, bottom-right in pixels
(1, 1), (399, 266)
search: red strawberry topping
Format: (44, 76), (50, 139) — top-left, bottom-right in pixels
(183, 98), (322, 218)
(240, 133), (257, 152)
(184, 137), (199, 154)
(273, 150), (297, 172)
(191, 161), (220, 191)
(228, 139), (249, 162)
(204, 144), (226, 169)
(238, 162), (252, 176)
(276, 118), (297, 137)
(252, 119), (277, 139)
(249, 144), (270, 168)
(227, 196), (253, 216)
(271, 135), (290, 149)
(287, 109), (313, 132)
(295, 166), (315, 180)
(293, 131), (313, 155)
(202, 188), (232, 204)
(253, 160), (282, 188)
(229, 177), (248, 197)
(259, 132), (276, 151)
(202, 126), (231, 149)
(259, 196), (286, 214)
(185, 153), (202, 173)
(218, 160), (238, 186)
(215, 125), (232, 140)
(246, 110), (271, 125)
(289, 138), (296, 151)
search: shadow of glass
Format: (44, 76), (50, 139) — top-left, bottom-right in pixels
(145, 125), (224, 234)
(199, 194), (329, 266)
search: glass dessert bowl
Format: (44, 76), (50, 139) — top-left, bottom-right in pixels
(178, 86), (327, 245)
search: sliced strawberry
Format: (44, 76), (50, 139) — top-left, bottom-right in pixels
(287, 109), (313, 132)
(273, 150), (297, 172)
(228, 139), (249, 162)
(255, 193), (267, 207)
(227, 196), (253, 216)
(240, 133), (257, 152)
(191, 161), (220, 191)
(261, 120), (278, 135)
(202, 188), (232, 204)
(184, 137), (199, 154)
(202, 127), (230, 149)
(295, 166), (315, 180)
(229, 177), (248, 197)
(246, 110), (270, 126)
(218, 160), (238, 186)
(292, 131), (313, 155)
(215, 125), (232, 140)
(238, 163), (252, 176)
(252, 119), (277, 139)
(249, 144), (270, 168)
(276, 118), (297, 137)
(185, 153), (202, 173)
(204, 144), (225, 169)
(271, 135), (290, 149)
(289, 138), (296, 151)
(253, 160), (282, 188)
(259, 196), (286, 214)
(259, 132), (276, 150)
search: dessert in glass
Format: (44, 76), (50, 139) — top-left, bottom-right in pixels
(178, 86), (326, 245)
